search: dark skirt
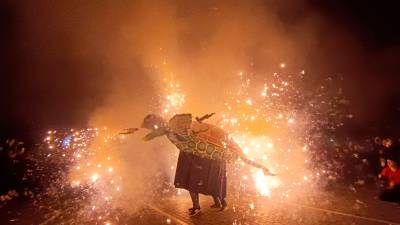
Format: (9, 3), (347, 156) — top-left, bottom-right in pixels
(174, 151), (226, 199)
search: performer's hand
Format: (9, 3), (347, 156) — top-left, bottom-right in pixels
(388, 181), (396, 189)
(263, 168), (277, 176)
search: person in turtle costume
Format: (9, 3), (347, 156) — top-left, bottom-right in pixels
(141, 113), (274, 216)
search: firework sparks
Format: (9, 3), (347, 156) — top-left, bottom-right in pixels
(27, 63), (349, 223)
(35, 127), (129, 223)
(161, 78), (186, 116)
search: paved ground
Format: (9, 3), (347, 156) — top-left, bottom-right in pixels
(1, 187), (399, 225)
(151, 188), (400, 225)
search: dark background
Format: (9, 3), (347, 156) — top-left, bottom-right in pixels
(1, 0), (399, 144)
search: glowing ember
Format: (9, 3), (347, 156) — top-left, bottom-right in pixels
(91, 173), (99, 182)
(249, 202), (255, 210)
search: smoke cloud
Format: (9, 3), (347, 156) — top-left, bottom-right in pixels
(2, 0), (399, 213)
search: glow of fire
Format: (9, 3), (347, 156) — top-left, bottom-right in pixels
(35, 61), (348, 223)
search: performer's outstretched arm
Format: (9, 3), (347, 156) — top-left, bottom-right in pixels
(239, 156), (276, 176)
(231, 145), (276, 176)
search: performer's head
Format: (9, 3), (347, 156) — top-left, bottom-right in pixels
(382, 138), (393, 148)
(141, 114), (167, 141)
(142, 114), (166, 130)
(387, 159), (398, 170)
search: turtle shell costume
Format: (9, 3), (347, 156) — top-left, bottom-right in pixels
(141, 113), (273, 175)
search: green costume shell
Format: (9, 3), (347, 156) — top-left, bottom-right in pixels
(142, 113), (273, 175)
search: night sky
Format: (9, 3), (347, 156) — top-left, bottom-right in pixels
(1, 0), (399, 143)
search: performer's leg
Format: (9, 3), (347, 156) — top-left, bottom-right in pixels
(221, 198), (227, 207)
(211, 195), (222, 208)
(189, 191), (201, 216)
(189, 191), (200, 209)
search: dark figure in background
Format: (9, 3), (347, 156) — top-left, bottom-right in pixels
(378, 156), (400, 203)
(372, 137), (394, 174)
(0, 140), (25, 194)
(174, 151), (227, 216)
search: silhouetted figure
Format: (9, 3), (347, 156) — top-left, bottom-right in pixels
(378, 156), (400, 203)
(140, 113), (273, 216)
